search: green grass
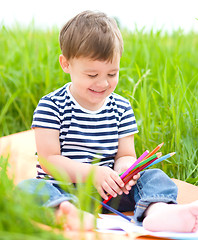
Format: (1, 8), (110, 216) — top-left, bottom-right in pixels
(0, 156), (100, 239)
(0, 23), (198, 183)
(0, 156), (67, 239)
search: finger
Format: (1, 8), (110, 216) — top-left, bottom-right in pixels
(106, 176), (123, 195)
(133, 173), (140, 180)
(125, 180), (133, 190)
(102, 181), (118, 198)
(97, 186), (108, 200)
(121, 180), (134, 194)
(122, 187), (129, 195)
(111, 172), (124, 188)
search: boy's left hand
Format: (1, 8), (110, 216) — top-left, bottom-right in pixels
(121, 172), (140, 194)
(114, 156), (140, 195)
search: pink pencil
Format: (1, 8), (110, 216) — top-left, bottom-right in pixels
(100, 150), (149, 208)
(120, 150), (149, 180)
(102, 152), (160, 205)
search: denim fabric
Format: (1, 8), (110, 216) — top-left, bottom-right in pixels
(102, 169), (178, 225)
(17, 169), (178, 225)
(17, 178), (78, 207)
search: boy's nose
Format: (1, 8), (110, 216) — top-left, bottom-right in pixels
(96, 78), (109, 88)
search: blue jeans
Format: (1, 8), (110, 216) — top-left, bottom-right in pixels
(17, 169), (178, 225)
(17, 179), (78, 207)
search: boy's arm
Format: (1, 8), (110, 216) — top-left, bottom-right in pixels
(34, 127), (93, 183)
(114, 134), (137, 168)
(114, 134), (140, 193)
(34, 127), (124, 199)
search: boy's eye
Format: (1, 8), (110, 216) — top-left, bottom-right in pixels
(88, 74), (98, 78)
(108, 73), (117, 77)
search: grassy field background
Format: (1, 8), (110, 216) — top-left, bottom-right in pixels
(0, 24), (198, 183)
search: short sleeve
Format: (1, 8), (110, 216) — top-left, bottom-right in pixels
(118, 102), (139, 138)
(31, 96), (61, 130)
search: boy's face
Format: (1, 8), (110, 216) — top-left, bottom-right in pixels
(60, 54), (120, 111)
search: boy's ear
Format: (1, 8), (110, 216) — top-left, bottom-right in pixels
(59, 54), (70, 73)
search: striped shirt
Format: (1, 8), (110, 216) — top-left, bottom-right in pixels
(32, 82), (138, 182)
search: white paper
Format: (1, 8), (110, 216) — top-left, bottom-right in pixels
(96, 215), (126, 234)
(97, 214), (198, 240)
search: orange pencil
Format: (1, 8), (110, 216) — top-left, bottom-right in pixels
(144, 142), (164, 160)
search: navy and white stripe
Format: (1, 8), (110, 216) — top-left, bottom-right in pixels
(32, 82), (138, 182)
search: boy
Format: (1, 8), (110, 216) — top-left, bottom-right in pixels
(19, 10), (198, 232)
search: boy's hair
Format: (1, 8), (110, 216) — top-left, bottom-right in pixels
(59, 10), (123, 61)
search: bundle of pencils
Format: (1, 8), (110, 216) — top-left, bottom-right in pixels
(102, 142), (176, 205)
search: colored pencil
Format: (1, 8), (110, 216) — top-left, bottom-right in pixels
(144, 142), (164, 160)
(103, 153), (162, 205)
(146, 152), (176, 168)
(123, 152), (176, 184)
(124, 152), (176, 183)
(123, 157), (159, 185)
(120, 150), (149, 179)
(97, 151), (148, 209)
(90, 195), (133, 222)
(124, 152), (161, 176)
(118, 143), (163, 178)
(123, 152), (162, 185)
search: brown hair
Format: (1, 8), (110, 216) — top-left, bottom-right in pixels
(59, 10), (123, 61)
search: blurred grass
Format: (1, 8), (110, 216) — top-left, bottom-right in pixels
(0, 24), (198, 183)
(0, 156), (67, 239)
(0, 156), (99, 238)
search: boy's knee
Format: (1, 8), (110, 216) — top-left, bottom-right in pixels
(17, 179), (48, 194)
(141, 169), (178, 192)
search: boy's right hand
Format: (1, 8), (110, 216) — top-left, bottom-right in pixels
(93, 166), (125, 200)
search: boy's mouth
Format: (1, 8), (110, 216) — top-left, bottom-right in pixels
(89, 88), (106, 94)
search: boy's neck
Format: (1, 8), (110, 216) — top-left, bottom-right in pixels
(68, 83), (109, 112)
